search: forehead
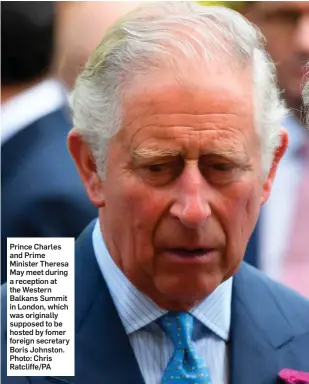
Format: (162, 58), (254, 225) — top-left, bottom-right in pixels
(118, 68), (254, 146)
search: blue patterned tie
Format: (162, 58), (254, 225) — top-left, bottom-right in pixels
(158, 312), (212, 383)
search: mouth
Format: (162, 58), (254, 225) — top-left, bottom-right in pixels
(168, 248), (212, 257)
(162, 247), (216, 263)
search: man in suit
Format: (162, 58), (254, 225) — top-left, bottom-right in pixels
(1, 2), (97, 283)
(242, 1), (309, 296)
(2, 3), (309, 383)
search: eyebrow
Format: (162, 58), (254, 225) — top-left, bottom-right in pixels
(132, 147), (250, 165)
(208, 149), (250, 165)
(132, 148), (180, 161)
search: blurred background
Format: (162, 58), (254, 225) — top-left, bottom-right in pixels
(1, 1), (309, 294)
(54, 1), (142, 88)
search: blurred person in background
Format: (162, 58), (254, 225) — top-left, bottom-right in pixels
(240, 1), (309, 296)
(55, 1), (141, 89)
(1, 2), (97, 283)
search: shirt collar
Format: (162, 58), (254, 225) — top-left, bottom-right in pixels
(92, 219), (232, 341)
(1, 78), (68, 145)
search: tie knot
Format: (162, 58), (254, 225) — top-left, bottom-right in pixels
(158, 312), (194, 349)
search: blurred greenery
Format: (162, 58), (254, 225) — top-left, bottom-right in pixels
(198, 1), (247, 11)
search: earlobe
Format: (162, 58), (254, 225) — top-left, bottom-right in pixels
(68, 128), (106, 207)
(261, 128), (289, 205)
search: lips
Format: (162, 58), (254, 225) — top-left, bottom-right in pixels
(165, 248), (214, 258)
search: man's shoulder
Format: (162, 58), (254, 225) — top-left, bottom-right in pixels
(2, 106), (94, 210)
(2, 106), (70, 150)
(12, 108), (72, 173)
(238, 262), (309, 331)
(2, 107), (71, 183)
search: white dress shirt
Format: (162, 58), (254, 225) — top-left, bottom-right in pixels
(260, 115), (307, 280)
(1, 78), (67, 145)
(92, 219), (232, 384)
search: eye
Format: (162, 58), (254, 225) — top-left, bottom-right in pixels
(147, 164), (168, 173)
(211, 163), (232, 171)
(139, 160), (184, 186)
(198, 159), (239, 186)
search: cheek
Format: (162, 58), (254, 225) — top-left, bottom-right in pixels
(219, 180), (261, 242)
(105, 176), (168, 249)
(126, 185), (165, 230)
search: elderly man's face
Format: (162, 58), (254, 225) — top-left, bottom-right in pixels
(70, 67), (286, 310)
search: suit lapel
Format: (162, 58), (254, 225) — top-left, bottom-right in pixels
(230, 263), (294, 384)
(44, 221), (145, 384)
(243, 222), (259, 268)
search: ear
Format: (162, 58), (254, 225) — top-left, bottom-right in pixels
(261, 128), (288, 205)
(68, 128), (105, 207)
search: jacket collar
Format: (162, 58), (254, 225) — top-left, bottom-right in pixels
(229, 263), (296, 384)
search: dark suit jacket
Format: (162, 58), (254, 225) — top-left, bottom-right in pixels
(1, 108), (97, 283)
(244, 223), (259, 268)
(2, 221), (309, 384)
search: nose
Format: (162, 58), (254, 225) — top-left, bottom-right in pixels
(294, 15), (309, 53)
(169, 164), (211, 229)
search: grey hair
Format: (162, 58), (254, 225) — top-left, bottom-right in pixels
(70, 1), (288, 178)
(302, 64), (309, 129)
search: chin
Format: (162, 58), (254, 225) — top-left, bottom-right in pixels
(155, 274), (222, 310)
